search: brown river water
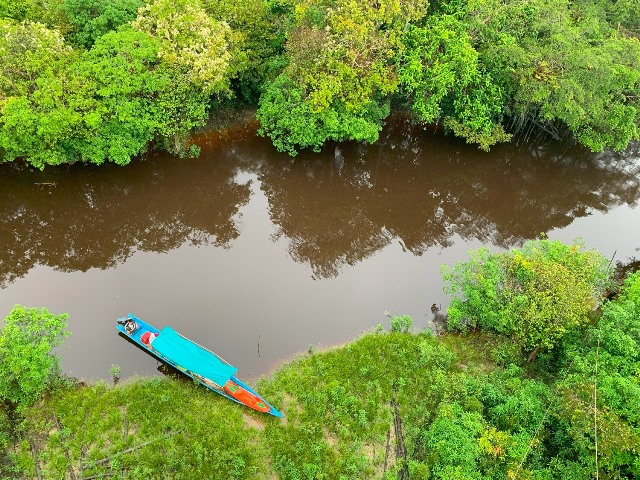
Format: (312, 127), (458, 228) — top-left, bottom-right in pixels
(1, 117), (639, 381)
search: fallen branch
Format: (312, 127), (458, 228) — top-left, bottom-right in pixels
(79, 409), (89, 478)
(392, 400), (409, 480)
(52, 412), (76, 480)
(383, 427), (391, 474)
(528, 118), (561, 141)
(82, 431), (179, 469)
(29, 440), (43, 480)
(78, 474), (117, 480)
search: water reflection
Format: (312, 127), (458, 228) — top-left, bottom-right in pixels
(0, 152), (251, 288)
(259, 118), (640, 278)
(1, 118), (639, 285)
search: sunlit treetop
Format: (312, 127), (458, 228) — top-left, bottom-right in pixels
(0, 20), (72, 102)
(132, 0), (232, 94)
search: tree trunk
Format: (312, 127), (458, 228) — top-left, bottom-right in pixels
(527, 345), (542, 363)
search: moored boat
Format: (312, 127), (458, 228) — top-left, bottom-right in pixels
(116, 313), (282, 417)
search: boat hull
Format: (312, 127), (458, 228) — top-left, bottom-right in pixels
(116, 314), (282, 417)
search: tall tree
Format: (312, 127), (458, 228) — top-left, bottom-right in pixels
(468, 0), (640, 151)
(68, 29), (168, 165)
(60, 0), (144, 48)
(132, 0), (234, 154)
(0, 20), (77, 167)
(257, 0), (429, 155)
(132, 0), (232, 94)
(397, 13), (511, 150)
(201, 0), (284, 102)
(0, 19), (72, 102)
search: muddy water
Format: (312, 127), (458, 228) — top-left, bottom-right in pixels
(1, 117), (639, 381)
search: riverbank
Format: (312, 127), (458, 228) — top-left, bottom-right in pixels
(3, 261), (640, 478)
(3, 328), (507, 479)
(0, 326), (571, 479)
(4, 277), (640, 480)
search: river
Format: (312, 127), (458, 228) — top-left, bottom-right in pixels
(1, 117), (639, 381)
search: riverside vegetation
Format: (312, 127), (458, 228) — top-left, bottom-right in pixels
(1, 0), (640, 168)
(1, 239), (640, 479)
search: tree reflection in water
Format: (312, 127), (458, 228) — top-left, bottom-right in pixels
(259, 117), (640, 278)
(0, 150), (251, 289)
(1, 117), (639, 285)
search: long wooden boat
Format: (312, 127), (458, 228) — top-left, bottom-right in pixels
(116, 313), (283, 417)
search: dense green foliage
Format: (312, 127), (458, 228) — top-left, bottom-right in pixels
(464, 0), (640, 151)
(0, 22), (217, 167)
(61, 0), (144, 48)
(0, 0), (235, 167)
(554, 271), (640, 477)
(258, 0), (640, 154)
(0, 305), (69, 408)
(442, 238), (613, 360)
(257, 0), (425, 154)
(1, 0), (639, 165)
(396, 11), (512, 150)
(201, 0), (284, 102)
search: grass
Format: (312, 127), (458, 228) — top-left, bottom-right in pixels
(11, 377), (273, 479)
(3, 329), (510, 479)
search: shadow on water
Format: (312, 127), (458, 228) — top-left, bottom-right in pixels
(1, 117), (639, 380)
(117, 331), (185, 380)
(1, 117), (639, 285)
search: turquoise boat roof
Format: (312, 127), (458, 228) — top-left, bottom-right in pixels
(152, 327), (237, 387)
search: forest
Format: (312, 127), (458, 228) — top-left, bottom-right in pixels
(0, 0), (639, 168)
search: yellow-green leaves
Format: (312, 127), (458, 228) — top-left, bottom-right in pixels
(0, 20), (72, 102)
(258, 0), (428, 154)
(133, 0), (232, 94)
(442, 239), (613, 361)
(290, 0), (419, 110)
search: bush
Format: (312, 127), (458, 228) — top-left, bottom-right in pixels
(390, 314), (413, 333)
(0, 305), (69, 408)
(442, 238), (613, 361)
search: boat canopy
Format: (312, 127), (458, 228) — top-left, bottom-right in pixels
(152, 327), (238, 387)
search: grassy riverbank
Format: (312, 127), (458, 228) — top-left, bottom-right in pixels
(2, 329), (506, 479)
(3, 245), (640, 479)
(4, 310), (640, 479)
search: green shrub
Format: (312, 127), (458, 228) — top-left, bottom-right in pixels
(442, 238), (613, 361)
(390, 315), (413, 333)
(0, 305), (69, 408)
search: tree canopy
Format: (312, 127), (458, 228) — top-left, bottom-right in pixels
(0, 0), (238, 167)
(1, 0), (639, 165)
(442, 238), (614, 360)
(61, 0), (144, 48)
